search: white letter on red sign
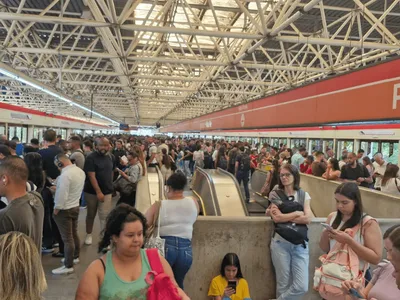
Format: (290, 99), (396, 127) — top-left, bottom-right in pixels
(393, 83), (400, 109)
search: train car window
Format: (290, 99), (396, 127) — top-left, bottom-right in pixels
(309, 139), (323, 152)
(381, 142), (394, 162)
(387, 143), (399, 165)
(336, 140), (354, 156)
(0, 125), (5, 135)
(22, 127), (28, 143)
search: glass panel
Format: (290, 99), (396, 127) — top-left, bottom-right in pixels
(8, 127), (15, 139)
(309, 139), (323, 151)
(360, 141), (369, 156)
(0, 125), (5, 135)
(22, 127), (27, 143)
(279, 138), (287, 148)
(370, 142), (379, 158)
(326, 140), (334, 151)
(290, 139), (307, 148)
(388, 143), (399, 165)
(336, 140), (354, 155)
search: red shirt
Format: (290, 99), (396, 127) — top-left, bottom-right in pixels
(250, 154), (258, 168)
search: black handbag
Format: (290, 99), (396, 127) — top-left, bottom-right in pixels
(273, 189), (308, 247)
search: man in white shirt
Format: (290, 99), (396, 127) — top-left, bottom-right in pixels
(51, 154), (85, 275)
(291, 147), (306, 170)
(373, 153), (387, 190)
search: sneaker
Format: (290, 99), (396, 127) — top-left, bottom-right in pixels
(84, 234), (92, 245)
(52, 252), (64, 258)
(61, 257), (80, 264)
(52, 265), (74, 275)
(42, 246), (54, 253)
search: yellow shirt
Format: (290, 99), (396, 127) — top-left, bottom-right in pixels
(208, 275), (250, 300)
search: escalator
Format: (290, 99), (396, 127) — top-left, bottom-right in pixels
(135, 166), (165, 214)
(191, 167), (248, 216)
(136, 165), (263, 217)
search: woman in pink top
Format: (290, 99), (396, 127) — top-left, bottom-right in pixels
(342, 224), (400, 300)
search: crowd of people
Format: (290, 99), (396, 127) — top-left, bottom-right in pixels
(0, 133), (399, 300)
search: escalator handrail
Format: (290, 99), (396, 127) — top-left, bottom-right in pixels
(155, 166), (166, 200)
(217, 168), (249, 216)
(194, 167), (221, 216)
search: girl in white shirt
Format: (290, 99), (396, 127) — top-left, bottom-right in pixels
(381, 163), (400, 196)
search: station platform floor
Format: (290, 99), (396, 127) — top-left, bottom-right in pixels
(42, 207), (103, 300)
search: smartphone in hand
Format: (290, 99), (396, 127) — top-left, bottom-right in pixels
(321, 223), (333, 231)
(349, 288), (364, 298)
(228, 281), (237, 294)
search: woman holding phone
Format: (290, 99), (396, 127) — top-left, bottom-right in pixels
(319, 182), (382, 284)
(208, 253), (251, 300)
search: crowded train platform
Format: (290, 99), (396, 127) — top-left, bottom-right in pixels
(0, 0), (400, 299)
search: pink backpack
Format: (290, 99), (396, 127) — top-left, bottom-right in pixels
(313, 216), (373, 300)
(145, 249), (181, 300)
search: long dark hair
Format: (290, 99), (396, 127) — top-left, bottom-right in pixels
(220, 253), (243, 279)
(381, 163), (399, 187)
(278, 164), (300, 190)
(332, 182), (364, 231)
(329, 158), (340, 171)
(23, 153), (44, 189)
(98, 204), (147, 252)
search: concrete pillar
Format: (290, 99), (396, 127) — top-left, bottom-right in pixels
(306, 138), (310, 153)
(27, 125), (34, 142)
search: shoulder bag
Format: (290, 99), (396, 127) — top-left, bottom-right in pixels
(145, 201), (165, 257)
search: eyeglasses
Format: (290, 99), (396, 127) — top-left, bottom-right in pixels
(280, 173), (292, 178)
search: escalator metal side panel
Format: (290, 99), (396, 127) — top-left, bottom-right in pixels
(155, 166), (166, 200)
(192, 168), (221, 216)
(251, 169), (269, 194)
(216, 168), (249, 216)
(136, 166), (153, 214)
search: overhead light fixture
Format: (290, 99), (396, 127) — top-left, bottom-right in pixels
(0, 66), (119, 125)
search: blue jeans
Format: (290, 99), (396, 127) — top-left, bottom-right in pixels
(271, 236), (309, 300)
(183, 161), (191, 178)
(237, 171), (250, 201)
(162, 236), (193, 289)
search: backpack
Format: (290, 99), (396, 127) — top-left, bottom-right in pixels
(218, 156), (228, 170)
(313, 215), (374, 300)
(145, 249), (181, 300)
(271, 189), (308, 247)
(239, 153), (251, 172)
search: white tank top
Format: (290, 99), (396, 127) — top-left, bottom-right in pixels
(159, 198), (198, 240)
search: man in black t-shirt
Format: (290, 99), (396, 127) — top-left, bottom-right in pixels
(340, 152), (372, 188)
(83, 138), (115, 246)
(38, 129), (63, 254)
(38, 130), (62, 180)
